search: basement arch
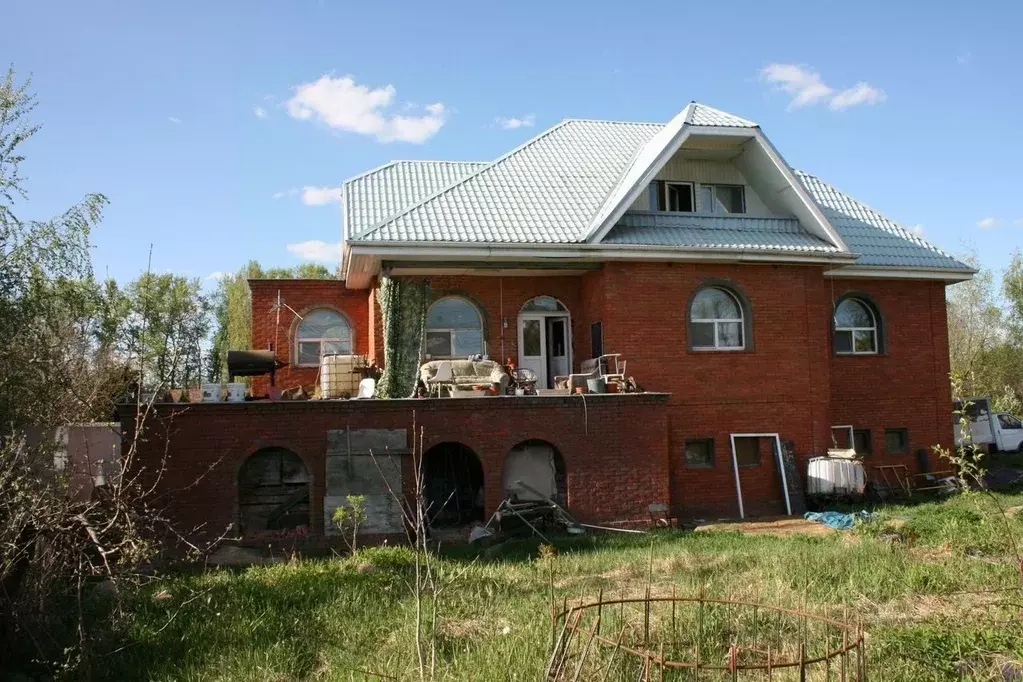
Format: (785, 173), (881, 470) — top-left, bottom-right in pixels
(503, 440), (567, 506)
(423, 442), (485, 527)
(237, 447), (311, 535)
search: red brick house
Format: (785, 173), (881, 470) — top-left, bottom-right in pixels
(129, 104), (972, 545)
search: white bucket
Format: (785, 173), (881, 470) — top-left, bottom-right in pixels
(226, 382), (246, 402)
(201, 383), (223, 402)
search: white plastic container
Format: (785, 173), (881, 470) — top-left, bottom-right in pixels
(226, 382), (246, 403)
(201, 383), (223, 402)
(320, 354), (365, 399)
(806, 457), (866, 497)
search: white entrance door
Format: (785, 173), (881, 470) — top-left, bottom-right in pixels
(518, 314), (547, 388)
(547, 317), (569, 382)
(518, 314), (571, 389)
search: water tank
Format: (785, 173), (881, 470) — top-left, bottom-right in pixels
(806, 457), (866, 497)
(320, 354), (367, 399)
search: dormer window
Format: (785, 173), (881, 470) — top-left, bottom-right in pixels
(656, 182), (695, 213)
(700, 185), (745, 214)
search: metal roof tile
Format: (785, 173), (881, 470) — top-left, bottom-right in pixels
(358, 120), (661, 243)
(344, 160), (489, 239)
(688, 103), (758, 128)
(794, 171), (971, 271)
(344, 106), (969, 274)
(604, 213), (838, 252)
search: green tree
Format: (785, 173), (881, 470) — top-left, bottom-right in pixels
(0, 68), (109, 430)
(208, 260), (332, 381)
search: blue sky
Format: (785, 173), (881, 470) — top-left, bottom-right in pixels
(5, 0), (1021, 286)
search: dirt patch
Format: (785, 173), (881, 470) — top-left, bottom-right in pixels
(694, 516), (839, 538)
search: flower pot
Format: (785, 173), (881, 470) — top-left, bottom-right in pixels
(574, 386), (587, 395)
(586, 377), (607, 394)
(606, 381), (620, 394)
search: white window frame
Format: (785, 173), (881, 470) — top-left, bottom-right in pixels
(690, 287), (745, 351)
(295, 309), (353, 367)
(700, 184), (746, 214)
(834, 299), (878, 355)
(663, 181), (695, 213)
(425, 297), (484, 359)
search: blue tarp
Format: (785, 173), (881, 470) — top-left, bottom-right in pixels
(803, 511), (874, 531)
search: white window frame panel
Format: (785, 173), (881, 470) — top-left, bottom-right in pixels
(690, 288), (745, 351)
(425, 297), (485, 359)
(729, 433), (791, 519)
(699, 184), (746, 214)
(834, 299), (878, 356)
(295, 310), (353, 367)
(663, 181), (695, 213)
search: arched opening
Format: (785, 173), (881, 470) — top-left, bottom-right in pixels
(423, 442), (484, 527)
(517, 296), (572, 389)
(238, 447), (310, 535)
(503, 440), (567, 506)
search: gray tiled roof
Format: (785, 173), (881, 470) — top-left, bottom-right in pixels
(604, 213), (839, 253)
(345, 104), (969, 273)
(344, 160), (489, 239)
(795, 171), (971, 271)
(357, 120), (660, 243)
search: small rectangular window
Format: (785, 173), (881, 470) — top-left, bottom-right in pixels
(714, 185), (745, 213)
(885, 428), (909, 455)
(297, 341), (321, 365)
(685, 439), (715, 469)
(664, 182), (694, 212)
(699, 185), (745, 214)
(425, 331), (452, 357)
(733, 436), (761, 467)
(853, 429), (872, 456)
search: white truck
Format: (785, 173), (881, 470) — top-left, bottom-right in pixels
(954, 397), (1023, 453)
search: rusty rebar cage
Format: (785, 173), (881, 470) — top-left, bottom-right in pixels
(546, 589), (866, 681)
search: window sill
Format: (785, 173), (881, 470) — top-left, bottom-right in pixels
(684, 464), (715, 470)
(688, 347), (751, 354)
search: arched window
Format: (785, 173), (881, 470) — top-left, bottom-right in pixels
(426, 297), (484, 358)
(520, 296), (567, 313)
(296, 309), (352, 366)
(834, 298), (878, 355)
(689, 286), (746, 351)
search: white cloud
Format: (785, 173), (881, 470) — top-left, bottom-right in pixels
(494, 114), (536, 130)
(206, 271), (227, 281)
(253, 106), (268, 119)
(977, 217), (1000, 229)
(168, 116), (182, 124)
(285, 74), (447, 143)
(828, 82), (887, 111)
(287, 240), (342, 264)
(906, 224), (925, 237)
(271, 191), (286, 200)
(1014, 218), (1023, 227)
(957, 52), (972, 65)
(760, 64), (886, 111)
(300, 186), (342, 206)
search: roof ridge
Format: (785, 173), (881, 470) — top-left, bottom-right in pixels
(354, 120), (578, 241)
(388, 159), (489, 166)
(559, 117), (666, 127)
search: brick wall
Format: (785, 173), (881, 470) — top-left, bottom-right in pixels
(124, 394), (671, 546)
(248, 279), (370, 395)
(207, 262), (957, 528)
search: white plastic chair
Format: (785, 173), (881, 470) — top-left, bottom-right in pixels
(427, 361), (454, 397)
(356, 378), (376, 399)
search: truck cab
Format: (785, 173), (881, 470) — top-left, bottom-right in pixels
(993, 412), (1023, 453)
(954, 398), (1023, 453)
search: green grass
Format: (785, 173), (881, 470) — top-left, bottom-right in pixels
(93, 492), (1023, 681)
